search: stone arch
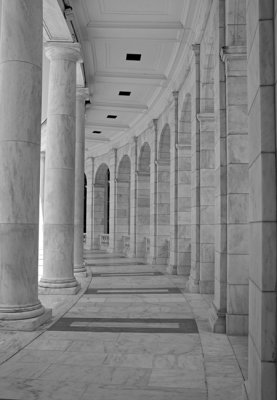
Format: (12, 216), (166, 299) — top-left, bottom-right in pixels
(136, 142), (151, 258)
(93, 163), (110, 249)
(158, 123), (170, 162)
(116, 155), (131, 253)
(156, 124), (171, 265)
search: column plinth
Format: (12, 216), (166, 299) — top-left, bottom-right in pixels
(39, 42), (82, 294)
(0, 1), (51, 328)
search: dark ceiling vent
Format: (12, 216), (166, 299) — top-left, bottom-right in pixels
(93, 130), (101, 134)
(107, 115), (117, 119)
(119, 91), (131, 96)
(126, 53), (141, 61)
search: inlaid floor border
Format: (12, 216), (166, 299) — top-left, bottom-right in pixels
(49, 317), (199, 334)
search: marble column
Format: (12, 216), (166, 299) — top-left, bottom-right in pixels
(197, 113), (215, 294)
(74, 88), (89, 275)
(39, 42), (81, 294)
(149, 120), (158, 264)
(129, 137), (138, 257)
(209, 0), (227, 333)
(40, 151), (46, 217)
(188, 44), (201, 293)
(84, 157), (94, 251)
(168, 91), (179, 275)
(108, 148), (117, 253)
(0, 0), (51, 329)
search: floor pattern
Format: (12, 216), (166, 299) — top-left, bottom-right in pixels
(0, 251), (247, 400)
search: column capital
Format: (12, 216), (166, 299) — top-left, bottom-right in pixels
(76, 87), (90, 102)
(197, 113), (215, 122)
(172, 91), (179, 99)
(45, 42), (82, 63)
(191, 43), (200, 56)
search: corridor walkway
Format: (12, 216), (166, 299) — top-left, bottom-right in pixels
(0, 252), (247, 399)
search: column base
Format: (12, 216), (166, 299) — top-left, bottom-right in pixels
(39, 277), (81, 295)
(208, 302), (226, 333)
(187, 276), (199, 293)
(242, 380), (249, 400)
(0, 308), (52, 331)
(166, 264), (177, 275)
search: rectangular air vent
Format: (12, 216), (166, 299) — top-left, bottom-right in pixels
(93, 130), (101, 134)
(126, 53), (141, 61)
(119, 91), (131, 96)
(107, 115), (117, 119)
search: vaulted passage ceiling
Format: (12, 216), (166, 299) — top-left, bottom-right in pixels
(42, 0), (209, 156)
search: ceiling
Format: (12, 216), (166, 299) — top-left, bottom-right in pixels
(42, 0), (208, 156)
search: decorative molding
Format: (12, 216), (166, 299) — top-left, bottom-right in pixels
(197, 113), (215, 122)
(220, 45), (247, 63)
(155, 159), (170, 166)
(176, 144), (191, 150)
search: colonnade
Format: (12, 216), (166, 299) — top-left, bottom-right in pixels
(0, 1), (276, 399)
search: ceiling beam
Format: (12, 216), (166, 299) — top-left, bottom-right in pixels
(86, 122), (130, 130)
(94, 72), (167, 86)
(87, 21), (183, 30)
(92, 101), (148, 113)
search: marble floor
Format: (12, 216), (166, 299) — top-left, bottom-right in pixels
(0, 251), (247, 400)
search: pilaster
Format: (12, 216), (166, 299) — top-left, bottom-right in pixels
(188, 43), (201, 293)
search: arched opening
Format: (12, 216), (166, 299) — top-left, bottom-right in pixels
(136, 142), (151, 259)
(93, 163), (110, 250)
(116, 155), (131, 254)
(156, 124), (171, 265)
(177, 94), (192, 274)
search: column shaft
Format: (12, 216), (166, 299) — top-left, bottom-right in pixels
(84, 157), (94, 251)
(74, 88), (88, 275)
(0, 0), (51, 327)
(39, 42), (81, 294)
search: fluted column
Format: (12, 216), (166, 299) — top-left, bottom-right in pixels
(0, 0), (51, 328)
(39, 42), (81, 294)
(74, 87), (89, 276)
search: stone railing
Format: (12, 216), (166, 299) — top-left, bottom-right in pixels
(122, 235), (130, 256)
(99, 234), (109, 250)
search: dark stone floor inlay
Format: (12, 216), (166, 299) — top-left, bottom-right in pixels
(92, 271), (163, 277)
(85, 287), (181, 295)
(49, 317), (198, 334)
(86, 262), (145, 267)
